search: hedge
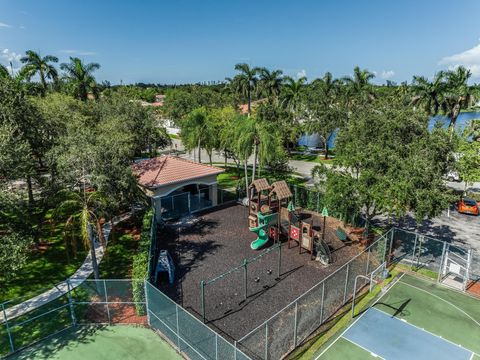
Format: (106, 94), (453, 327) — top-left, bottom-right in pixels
(132, 208), (154, 315)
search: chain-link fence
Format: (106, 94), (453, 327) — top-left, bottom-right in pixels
(145, 281), (251, 360)
(0, 279), (145, 358)
(237, 229), (393, 360)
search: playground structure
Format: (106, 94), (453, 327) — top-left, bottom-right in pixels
(248, 178), (332, 265)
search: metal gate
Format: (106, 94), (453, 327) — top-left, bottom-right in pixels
(440, 244), (472, 291)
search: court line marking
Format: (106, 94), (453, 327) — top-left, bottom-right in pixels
(314, 273), (406, 359)
(341, 336), (385, 360)
(398, 279), (480, 328)
(371, 307), (475, 357)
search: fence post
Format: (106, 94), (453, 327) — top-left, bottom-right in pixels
(187, 193), (191, 213)
(293, 302), (298, 347)
(265, 322), (269, 360)
(201, 280), (206, 323)
(234, 340), (238, 360)
(343, 263), (350, 303)
(175, 304), (181, 350)
(215, 333), (218, 360)
(103, 280), (111, 325)
(144, 280), (151, 326)
(1, 302), (14, 353)
(388, 228), (395, 265)
(66, 279), (76, 326)
(243, 259), (248, 300)
(365, 248), (371, 276)
(319, 282), (325, 324)
(437, 241), (448, 283)
(411, 233), (418, 270)
(277, 244), (282, 278)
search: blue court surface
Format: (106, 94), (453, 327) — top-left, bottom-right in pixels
(342, 308), (473, 360)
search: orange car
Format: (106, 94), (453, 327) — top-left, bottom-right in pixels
(457, 198), (479, 216)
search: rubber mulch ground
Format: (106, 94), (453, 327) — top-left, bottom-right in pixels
(156, 204), (367, 341)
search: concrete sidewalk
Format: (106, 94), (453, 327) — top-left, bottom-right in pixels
(1, 213), (131, 321)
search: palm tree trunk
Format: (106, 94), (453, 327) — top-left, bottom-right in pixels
(39, 70), (47, 96)
(247, 88), (251, 117)
(87, 223), (100, 280)
(224, 153), (227, 167)
(197, 138), (201, 163)
(325, 142), (329, 160)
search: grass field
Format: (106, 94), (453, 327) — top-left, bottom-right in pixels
(316, 273), (480, 359)
(9, 325), (182, 360)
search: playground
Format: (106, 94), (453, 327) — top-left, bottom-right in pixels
(316, 274), (480, 360)
(8, 325), (182, 360)
(156, 179), (370, 341)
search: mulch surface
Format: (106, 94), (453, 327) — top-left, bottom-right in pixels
(84, 296), (147, 326)
(467, 279), (480, 297)
(156, 204), (366, 341)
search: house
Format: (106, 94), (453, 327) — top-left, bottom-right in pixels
(132, 156), (224, 220)
(152, 94), (166, 107)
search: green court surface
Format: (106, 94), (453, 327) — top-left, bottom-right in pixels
(9, 325), (182, 360)
(316, 273), (480, 360)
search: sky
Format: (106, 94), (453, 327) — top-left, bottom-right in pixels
(1, 0), (480, 85)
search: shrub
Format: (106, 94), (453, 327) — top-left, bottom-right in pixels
(131, 208), (154, 315)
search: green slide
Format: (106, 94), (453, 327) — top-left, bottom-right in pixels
(249, 212), (278, 250)
(249, 224), (269, 250)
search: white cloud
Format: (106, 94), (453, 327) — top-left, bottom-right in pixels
(380, 70), (395, 79)
(59, 49), (96, 56)
(0, 49), (22, 74)
(1, 48), (21, 63)
(297, 69), (307, 79)
(0, 22), (11, 28)
(440, 43), (480, 78)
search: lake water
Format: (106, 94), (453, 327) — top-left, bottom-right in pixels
(298, 112), (480, 149)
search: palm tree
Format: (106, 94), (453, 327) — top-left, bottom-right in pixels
(343, 66), (375, 99)
(258, 68), (284, 100)
(441, 66), (474, 129)
(233, 63), (261, 116)
(282, 76), (307, 116)
(60, 57), (100, 101)
(20, 50), (58, 95)
(411, 72), (446, 115)
(55, 189), (107, 280)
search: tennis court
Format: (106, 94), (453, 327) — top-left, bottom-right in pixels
(316, 273), (480, 360)
(8, 325), (182, 360)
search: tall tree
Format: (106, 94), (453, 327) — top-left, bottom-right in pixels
(343, 66), (375, 99)
(20, 50), (58, 95)
(411, 72), (446, 116)
(313, 97), (453, 224)
(60, 57), (100, 101)
(442, 66), (474, 130)
(281, 76), (307, 117)
(258, 68), (284, 100)
(233, 63), (261, 116)
(0, 64), (10, 79)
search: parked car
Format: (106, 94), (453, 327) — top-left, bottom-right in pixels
(445, 171), (461, 182)
(457, 198), (479, 216)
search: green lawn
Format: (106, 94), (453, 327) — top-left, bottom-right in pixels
(216, 165), (307, 189)
(289, 153), (336, 164)
(97, 217), (142, 279)
(0, 209), (87, 304)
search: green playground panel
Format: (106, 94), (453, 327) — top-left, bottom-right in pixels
(9, 325), (182, 360)
(376, 275), (480, 355)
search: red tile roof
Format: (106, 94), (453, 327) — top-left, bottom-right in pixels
(132, 156), (224, 189)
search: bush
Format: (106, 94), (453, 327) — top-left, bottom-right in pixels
(131, 208), (154, 315)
